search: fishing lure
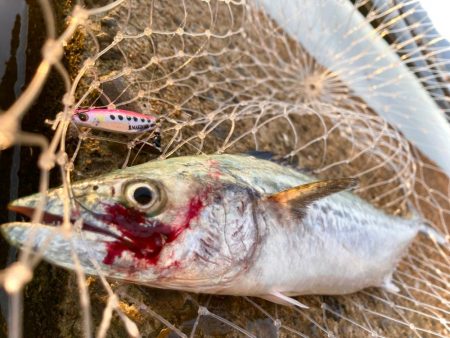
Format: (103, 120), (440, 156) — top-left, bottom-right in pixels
(72, 108), (158, 134)
(2, 154), (447, 308)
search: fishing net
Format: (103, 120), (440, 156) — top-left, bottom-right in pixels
(1, 0), (449, 337)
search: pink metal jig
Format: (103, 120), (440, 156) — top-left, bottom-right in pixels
(72, 108), (157, 134)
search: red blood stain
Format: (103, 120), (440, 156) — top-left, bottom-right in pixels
(97, 193), (205, 265)
(207, 159), (222, 180)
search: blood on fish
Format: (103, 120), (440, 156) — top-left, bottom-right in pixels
(103, 232), (164, 265)
(207, 159), (222, 180)
(99, 193), (205, 265)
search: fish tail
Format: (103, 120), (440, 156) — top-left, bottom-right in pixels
(407, 202), (448, 247)
(417, 222), (448, 247)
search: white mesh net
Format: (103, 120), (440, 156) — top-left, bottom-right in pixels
(1, 0), (449, 337)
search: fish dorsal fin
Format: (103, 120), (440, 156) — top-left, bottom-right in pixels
(245, 150), (276, 161)
(267, 178), (357, 209)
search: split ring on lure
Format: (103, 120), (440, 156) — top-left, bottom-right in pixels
(72, 108), (158, 135)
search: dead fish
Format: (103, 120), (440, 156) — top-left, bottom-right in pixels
(73, 108), (158, 134)
(2, 154), (447, 308)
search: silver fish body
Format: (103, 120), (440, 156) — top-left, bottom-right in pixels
(2, 154), (444, 305)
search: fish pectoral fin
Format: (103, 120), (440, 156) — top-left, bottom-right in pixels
(259, 291), (309, 309)
(266, 178), (358, 210)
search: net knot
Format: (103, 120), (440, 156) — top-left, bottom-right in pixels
(197, 306), (209, 316)
(42, 39), (64, 65)
(56, 151), (69, 166)
(114, 32), (124, 43)
(71, 5), (89, 26)
(273, 319), (282, 328)
(144, 27), (153, 36)
(3, 262), (33, 294)
(62, 94), (75, 106)
(38, 150), (56, 171)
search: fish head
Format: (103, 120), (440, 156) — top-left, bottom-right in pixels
(2, 156), (261, 292)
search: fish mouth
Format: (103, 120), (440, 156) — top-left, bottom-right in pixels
(7, 205), (123, 242)
(5, 205), (153, 266)
(0, 202), (122, 275)
(4, 198), (176, 268)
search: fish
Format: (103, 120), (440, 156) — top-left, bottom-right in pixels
(2, 154), (447, 308)
(72, 108), (158, 134)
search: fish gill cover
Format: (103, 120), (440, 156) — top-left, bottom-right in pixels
(0, 0), (449, 337)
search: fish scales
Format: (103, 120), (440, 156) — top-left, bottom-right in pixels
(2, 154), (446, 307)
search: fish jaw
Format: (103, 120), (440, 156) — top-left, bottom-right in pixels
(1, 219), (182, 282)
(3, 184), (176, 281)
(1, 222), (113, 276)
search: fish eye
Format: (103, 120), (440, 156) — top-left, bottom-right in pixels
(134, 186), (152, 204)
(78, 112), (89, 122)
(123, 179), (166, 213)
